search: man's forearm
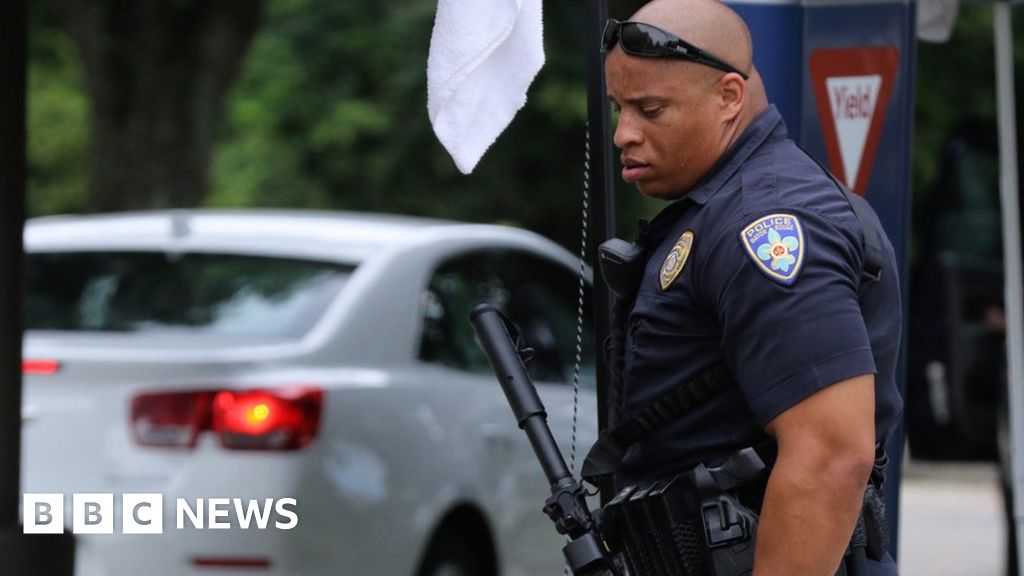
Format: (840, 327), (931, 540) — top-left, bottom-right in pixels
(751, 453), (871, 576)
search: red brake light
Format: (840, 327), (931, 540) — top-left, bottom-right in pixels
(23, 359), (60, 375)
(130, 387), (322, 451)
(212, 388), (322, 450)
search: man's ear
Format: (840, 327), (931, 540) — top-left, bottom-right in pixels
(718, 73), (745, 121)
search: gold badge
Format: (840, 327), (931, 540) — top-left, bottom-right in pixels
(660, 230), (694, 291)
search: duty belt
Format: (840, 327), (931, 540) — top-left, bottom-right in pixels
(598, 446), (890, 576)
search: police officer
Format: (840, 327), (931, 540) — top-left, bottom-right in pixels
(602, 0), (903, 574)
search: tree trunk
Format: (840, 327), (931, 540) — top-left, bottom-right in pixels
(59, 0), (261, 211)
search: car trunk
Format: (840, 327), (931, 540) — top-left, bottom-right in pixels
(20, 332), (289, 501)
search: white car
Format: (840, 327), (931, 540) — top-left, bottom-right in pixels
(21, 210), (598, 576)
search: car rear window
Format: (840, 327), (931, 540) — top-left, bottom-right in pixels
(24, 252), (354, 338)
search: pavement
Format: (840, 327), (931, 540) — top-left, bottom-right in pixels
(899, 459), (1007, 576)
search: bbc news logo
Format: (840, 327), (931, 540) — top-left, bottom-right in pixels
(23, 494), (298, 534)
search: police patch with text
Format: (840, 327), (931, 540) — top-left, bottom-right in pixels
(739, 213), (805, 286)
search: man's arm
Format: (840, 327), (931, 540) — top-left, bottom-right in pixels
(752, 373), (876, 576)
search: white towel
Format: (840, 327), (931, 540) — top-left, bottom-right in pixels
(917, 0), (959, 43)
(427, 0), (544, 174)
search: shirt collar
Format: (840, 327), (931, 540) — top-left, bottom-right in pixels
(639, 105), (785, 247)
(680, 104), (785, 206)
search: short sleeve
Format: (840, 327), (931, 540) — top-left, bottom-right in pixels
(702, 209), (876, 427)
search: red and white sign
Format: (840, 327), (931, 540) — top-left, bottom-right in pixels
(810, 47), (900, 196)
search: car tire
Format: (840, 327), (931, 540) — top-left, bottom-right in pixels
(416, 532), (490, 576)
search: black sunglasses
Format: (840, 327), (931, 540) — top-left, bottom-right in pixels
(602, 19), (750, 80)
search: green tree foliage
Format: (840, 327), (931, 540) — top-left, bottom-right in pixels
(27, 0), (261, 215)
(61, 0), (262, 212)
(914, 4), (1013, 195)
(27, 2), (89, 216)
(209, 0), (654, 249)
(26, 0), (1024, 252)
(911, 5), (1024, 260)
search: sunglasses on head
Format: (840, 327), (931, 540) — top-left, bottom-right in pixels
(602, 19), (749, 80)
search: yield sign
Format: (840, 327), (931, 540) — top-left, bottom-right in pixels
(810, 47), (900, 196)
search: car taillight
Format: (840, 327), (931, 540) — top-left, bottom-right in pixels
(23, 359), (60, 375)
(131, 391), (214, 449)
(130, 388), (322, 451)
(212, 388), (322, 450)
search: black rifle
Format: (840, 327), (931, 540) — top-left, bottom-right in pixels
(469, 304), (625, 576)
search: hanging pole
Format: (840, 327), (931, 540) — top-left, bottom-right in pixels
(0, 2), (75, 571)
(583, 0), (616, 501)
(0, 0), (28, 531)
(994, 1), (1024, 570)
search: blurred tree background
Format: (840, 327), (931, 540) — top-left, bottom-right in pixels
(28, 0), (656, 251)
(25, 0), (1024, 252)
(60, 0), (261, 212)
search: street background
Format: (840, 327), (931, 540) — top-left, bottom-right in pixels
(901, 459), (1006, 575)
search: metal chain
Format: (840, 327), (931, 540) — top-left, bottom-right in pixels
(564, 122), (592, 576)
(569, 121), (591, 477)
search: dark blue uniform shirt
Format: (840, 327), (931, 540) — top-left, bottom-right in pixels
(618, 105), (904, 488)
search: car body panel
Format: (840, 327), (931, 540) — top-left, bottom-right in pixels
(22, 210), (597, 575)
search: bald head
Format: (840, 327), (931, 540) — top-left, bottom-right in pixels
(627, 0), (768, 124)
(632, 0), (753, 78)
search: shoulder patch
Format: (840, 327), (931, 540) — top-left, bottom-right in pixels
(659, 230), (695, 291)
(739, 214), (805, 286)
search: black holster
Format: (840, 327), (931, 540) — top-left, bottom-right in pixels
(857, 444), (891, 563)
(599, 448), (765, 576)
(597, 447), (891, 576)
(836, 481), (889, 575)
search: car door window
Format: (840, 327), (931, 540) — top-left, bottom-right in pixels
(419, 252), (507, 374)
(496, 253), (595, 386)
(419, 250), (595, 386)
